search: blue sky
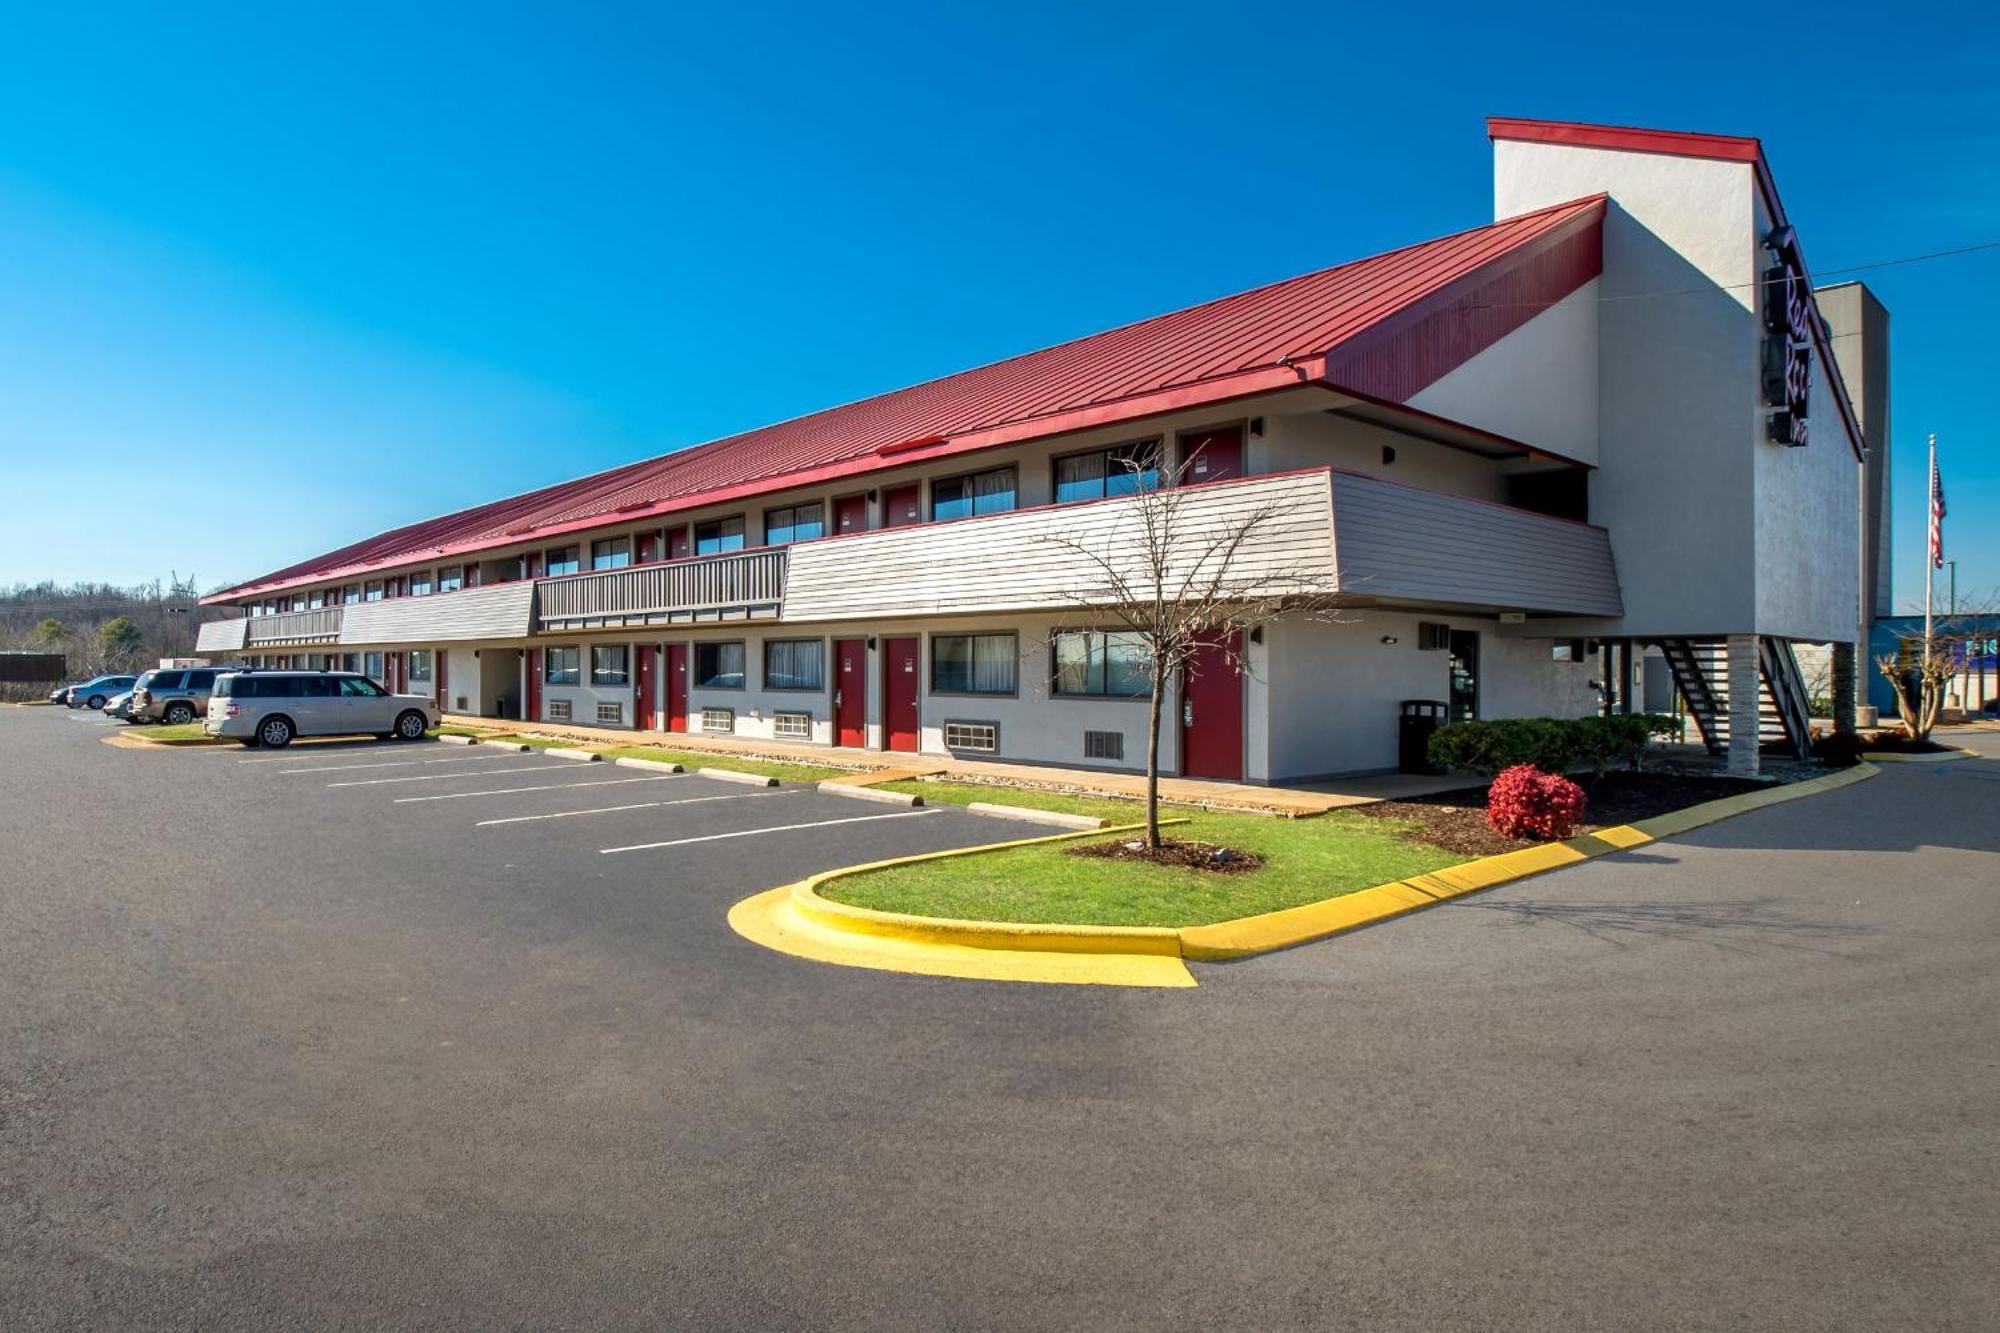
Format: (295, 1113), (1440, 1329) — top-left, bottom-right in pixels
(1, 2), (1994, 612)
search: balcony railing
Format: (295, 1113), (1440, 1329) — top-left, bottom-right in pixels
(536, 548), (788, 630)
(244, 605), (344, 645)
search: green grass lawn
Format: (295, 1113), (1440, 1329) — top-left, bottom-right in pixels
(827, 780), (1469, 927)
(137, 722), (209, 741)
(596, 745), (857, 784)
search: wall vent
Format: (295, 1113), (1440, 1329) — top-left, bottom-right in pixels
(547, 699), (572, 721)
(1417, 622), (1450, 652)
(1083, 730), (1124, 761)
(943, 720), (999, 754)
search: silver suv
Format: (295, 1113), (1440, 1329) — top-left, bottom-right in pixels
(131, 667), (225, 726)
(205, 670), (440, 748)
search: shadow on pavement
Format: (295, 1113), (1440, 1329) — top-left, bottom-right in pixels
(1457, 894), (1879, 955)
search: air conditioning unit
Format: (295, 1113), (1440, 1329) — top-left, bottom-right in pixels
(1417, 622), (1450, 652)
(1083, 730), (1124, 761)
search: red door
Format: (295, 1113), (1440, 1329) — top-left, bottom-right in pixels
(834, 494), (868, 535)
(882, 636), (920, 752)
(667, 525), (691, 559)
(1179, 631), (1244, 780)
(436, 650), (450, 713)
(638, 531), (660, 564)
(882, 484), (922, 528)
(635, 643), (657, 730)
(665, 642), (690, 733)
(1179, 425), (1244, 486)
(526, 648), (542, 721)
(834, 638), (867, 747)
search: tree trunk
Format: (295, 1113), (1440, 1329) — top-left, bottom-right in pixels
(1145, 669), (1164, 850)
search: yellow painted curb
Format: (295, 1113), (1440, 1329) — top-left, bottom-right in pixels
(1861, 747), (1978, 764)
(729, 764), (1882, 984)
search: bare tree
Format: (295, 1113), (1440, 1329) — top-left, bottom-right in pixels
(1034, 449), (1347, 849)
(1875, 608), (1994, 741)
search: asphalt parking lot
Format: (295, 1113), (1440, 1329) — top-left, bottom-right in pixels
(6, 706), (1998, 1330)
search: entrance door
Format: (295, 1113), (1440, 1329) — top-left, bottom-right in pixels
(635, 643), (658, 730)
(665, 642), (690, 733)
(435, 650), (450, 713)
(1178, 425), (1244, 486)
(882, 484), (922, 528)
(1179, 631), (1244, 780)
(834, 494), (868, 536)
(526, 648), (543, 722)
(882, 636), (920, 752)
(1448, 630), (1480, 722)
(667, 525), (690, 559)
(834, 638), (867, 747)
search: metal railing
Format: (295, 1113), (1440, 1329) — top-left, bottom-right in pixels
(535, 548), (788, 625)
(244, 605), (344, 644)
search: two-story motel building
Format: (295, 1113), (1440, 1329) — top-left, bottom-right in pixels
(198, 118), (1887, 781)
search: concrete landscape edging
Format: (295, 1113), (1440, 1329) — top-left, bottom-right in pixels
(614, 756), (686, 774)
(818, 781), (923, 807)
(544, 746), (602, 762)
(963, 802), (1103, 830)
(699, 767), (780, 788)
(729, 764), (1882, 986)
(482, 739), (532, 752)
(1861, 746), (1979, 764)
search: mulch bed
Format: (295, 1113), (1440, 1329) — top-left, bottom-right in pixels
(1858, 732), (1953, 754)
(1067, 838), (1264, 874)
(1356, 771), (1770, 858)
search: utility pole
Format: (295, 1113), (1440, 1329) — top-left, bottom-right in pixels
(1923, 434), (1936, 676)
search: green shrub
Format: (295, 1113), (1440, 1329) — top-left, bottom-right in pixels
(1429, 713), (1675, 778)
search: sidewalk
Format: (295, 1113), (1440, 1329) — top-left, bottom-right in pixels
(439, 713), (1478, 816)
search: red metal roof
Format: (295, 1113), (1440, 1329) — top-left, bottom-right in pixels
(209, 194), (1605, 602)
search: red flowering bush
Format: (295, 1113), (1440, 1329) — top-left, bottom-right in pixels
(1485, 763), (1588, 841)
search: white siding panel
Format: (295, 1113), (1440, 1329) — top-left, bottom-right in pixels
(339, 582), (535, 645)
(1330, 472), (1623, 616)
(781, 471), (1338, 623)
(195, 618), (248, 653)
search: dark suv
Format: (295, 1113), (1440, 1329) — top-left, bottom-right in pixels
(130, 666), (226, 726)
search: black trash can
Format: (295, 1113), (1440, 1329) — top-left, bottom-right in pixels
(1398, 699), (1448, 774)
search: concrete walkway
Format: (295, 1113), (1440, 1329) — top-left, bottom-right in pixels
(439, 712), (1479, 815)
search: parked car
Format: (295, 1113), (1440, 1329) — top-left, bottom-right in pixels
(64, 675), (137, 709)
(48, 682), (77, 705)
(130, 666), (225, 726)
(104, 691), (136, 720)
(205, 670), (439, 748)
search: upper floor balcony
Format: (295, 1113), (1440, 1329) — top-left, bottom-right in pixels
(535, 547), (787, 632)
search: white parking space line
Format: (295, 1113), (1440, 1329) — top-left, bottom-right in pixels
(393, 775), (682, 804)
(598, 808), (937, 855)
(273, 754), (535, 774)
(474, 789), (793, 827)
(327, 763), (583, 789)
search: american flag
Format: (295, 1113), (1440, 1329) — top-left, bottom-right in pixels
(1929, 452), (1948, 568)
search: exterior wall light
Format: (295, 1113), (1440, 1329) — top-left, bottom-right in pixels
(1380, 635), (1399, 645)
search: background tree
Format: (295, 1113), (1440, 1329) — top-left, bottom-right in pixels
(1875, 606), (1994, 742)
(96, 615), (146, 670)
(1036, 449), (1345, 850)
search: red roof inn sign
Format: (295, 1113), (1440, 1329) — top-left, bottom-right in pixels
(1761, 225), (1813, 448)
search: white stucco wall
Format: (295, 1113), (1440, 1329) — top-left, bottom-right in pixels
(1252, 410), (1511, 501)
(1406, 279), (1601, 464)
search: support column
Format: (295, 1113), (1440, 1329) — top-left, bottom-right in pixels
(1832, 641), (1857, 736)
(1727, 634), (1761, 776)
(1617, 640), (1636, 715)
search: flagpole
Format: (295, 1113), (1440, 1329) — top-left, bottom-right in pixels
(1924, 432), (1936, 671)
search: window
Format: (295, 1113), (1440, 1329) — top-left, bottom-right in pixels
(932, 633), (1017, 695)
(409, 570), (433, 597)
(763, 639), (825, 691)
(591, 538), (631, 570)
(408, 650), (433, 683)
(341, 585), (360, 605)
(695, 641), (745, 689)
(186, 671), (216, 690)
(364, 582), (384, 602)
(694, 516), (745, 556)
(1054, 440), (1162, 503)
(547, 698), (572, 721)
(437, 567), (464, 593)
(341, 654), (360, 673)
(773, 711), (811, 739)
(701, 707), (735, 733)
(308, 591), (325, 609)
(1052, 630), (1150, 697)
(596, 701), (624, 724)
(545, 646), (580, 685)
(764, 503), (824, 546)
(943, 721), (999, 753)
(591, 645), (630, 686)
(340, 676), (386, 697)
(931, 467), (1016, 521)
(545, 546), (580, 577)
(364, 652), (384, 682)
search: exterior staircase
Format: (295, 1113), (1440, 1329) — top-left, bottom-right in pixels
(1656, 637), (1812, 760)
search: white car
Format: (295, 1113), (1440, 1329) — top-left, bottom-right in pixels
(205, 670), (439, 748)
